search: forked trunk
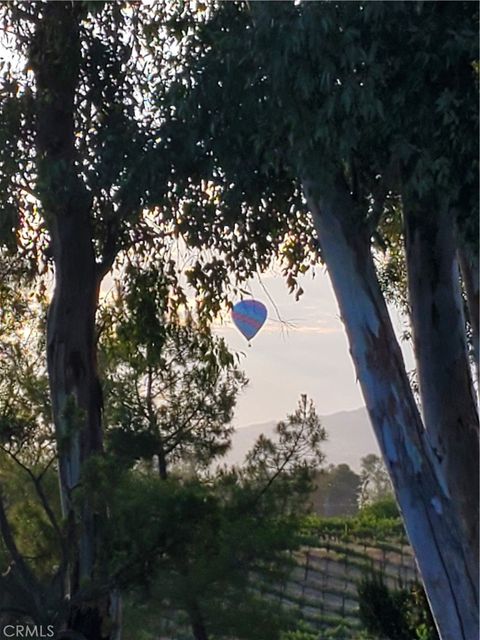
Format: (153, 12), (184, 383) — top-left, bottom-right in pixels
(32, 4), (119, 637)
(404, 202), (479, 577)
(304, 176), (478, 640)
(46, 212), (103, 593)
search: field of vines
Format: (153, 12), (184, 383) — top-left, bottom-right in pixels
(126, 513), (421, 640)
(264, 535), (418, 637)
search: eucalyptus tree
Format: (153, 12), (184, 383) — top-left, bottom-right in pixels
(155, 2), (479, 638)
(0, 2), (178, 636)
(0, 7), (317, 633)
(1, 2), (478, 638)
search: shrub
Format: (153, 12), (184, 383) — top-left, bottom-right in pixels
(358, 497), (400, 520)
(358, 572), (438, 640)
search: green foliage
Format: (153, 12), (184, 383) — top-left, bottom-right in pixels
(0, 285), (58, 580)
(359, 454), (394, 508)
(323, 625), (357, 639)
(1, 4), (477, 637)
(310, 464), (361, 517)
(244, 394), (326, 509)
(281, 624), (318, 640)
(82, 459), (303, 639)
(0, 452), (60, 580)
(99, 278), (247, 475)
(155, 0), (478, 306)
(79, 395), (328, 639)
(303, 499), (405, 545)
(1, 0), (477, 336)
(359, 573), (411, 640)
(374, 203), (409, 311)
(0, 2), (173, 259)
(0, 290), (50, 451)
(359, 497), (400, 521)
(358, 573), (438, 640)
(280, 623), (356, 640)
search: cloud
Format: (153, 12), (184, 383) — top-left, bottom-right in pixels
(214, 319), (341, 336)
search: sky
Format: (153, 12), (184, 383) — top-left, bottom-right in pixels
(213, 265), (414, 428)
(0, 20), (415, 436)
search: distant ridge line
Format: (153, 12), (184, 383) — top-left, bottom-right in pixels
(228, 406), (380, 472)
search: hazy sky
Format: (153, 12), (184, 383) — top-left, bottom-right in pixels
(214, 266), (414, 428)
(102, 253), (413, 430)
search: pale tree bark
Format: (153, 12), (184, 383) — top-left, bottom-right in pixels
(303, 175), (478, 640)
(47, 213), (105, 636)
(404, 202), (479, 576)
(31, 4), (119, 638)
(457, 238), (479, 374)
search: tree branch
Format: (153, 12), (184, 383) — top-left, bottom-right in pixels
(0, 487), (43, 608)
(0, 445), (65, 555)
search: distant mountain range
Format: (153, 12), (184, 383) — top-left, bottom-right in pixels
(226, 407), (380, 472)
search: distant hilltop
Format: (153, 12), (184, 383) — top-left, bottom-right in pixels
(227, 407), (380, 472)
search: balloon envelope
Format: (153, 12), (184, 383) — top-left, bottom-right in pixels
(231, 300), (267, 341)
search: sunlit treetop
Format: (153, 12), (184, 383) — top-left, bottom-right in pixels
(0, 1), (320, 316)
(0, 1), (477, 316)
(0, 2), (171, 271)
(156, 0), (478, 258)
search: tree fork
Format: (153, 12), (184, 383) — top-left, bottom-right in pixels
(31, 4), (118, 637)
(304, 175), (478, 640)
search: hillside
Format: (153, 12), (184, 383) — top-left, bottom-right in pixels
(124, 524), (419, 640)
(226, 407), (380, 472)
(269, 535), (418, 637)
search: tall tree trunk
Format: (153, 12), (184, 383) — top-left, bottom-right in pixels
(404, 201), (479, 577)
(158, 449), (168, 481)
(303, 176), (478, 640)
(47, 214), (106, 635)
(31, 4), (118, 638)
(187, 600), (209, 640)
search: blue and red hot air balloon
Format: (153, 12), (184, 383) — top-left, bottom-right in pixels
(231, 299), (267, 342)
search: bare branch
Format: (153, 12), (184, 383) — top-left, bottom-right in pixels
(0, 445), (64, 552)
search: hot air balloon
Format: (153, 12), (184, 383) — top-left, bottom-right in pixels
(231, 299), (267, 342)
